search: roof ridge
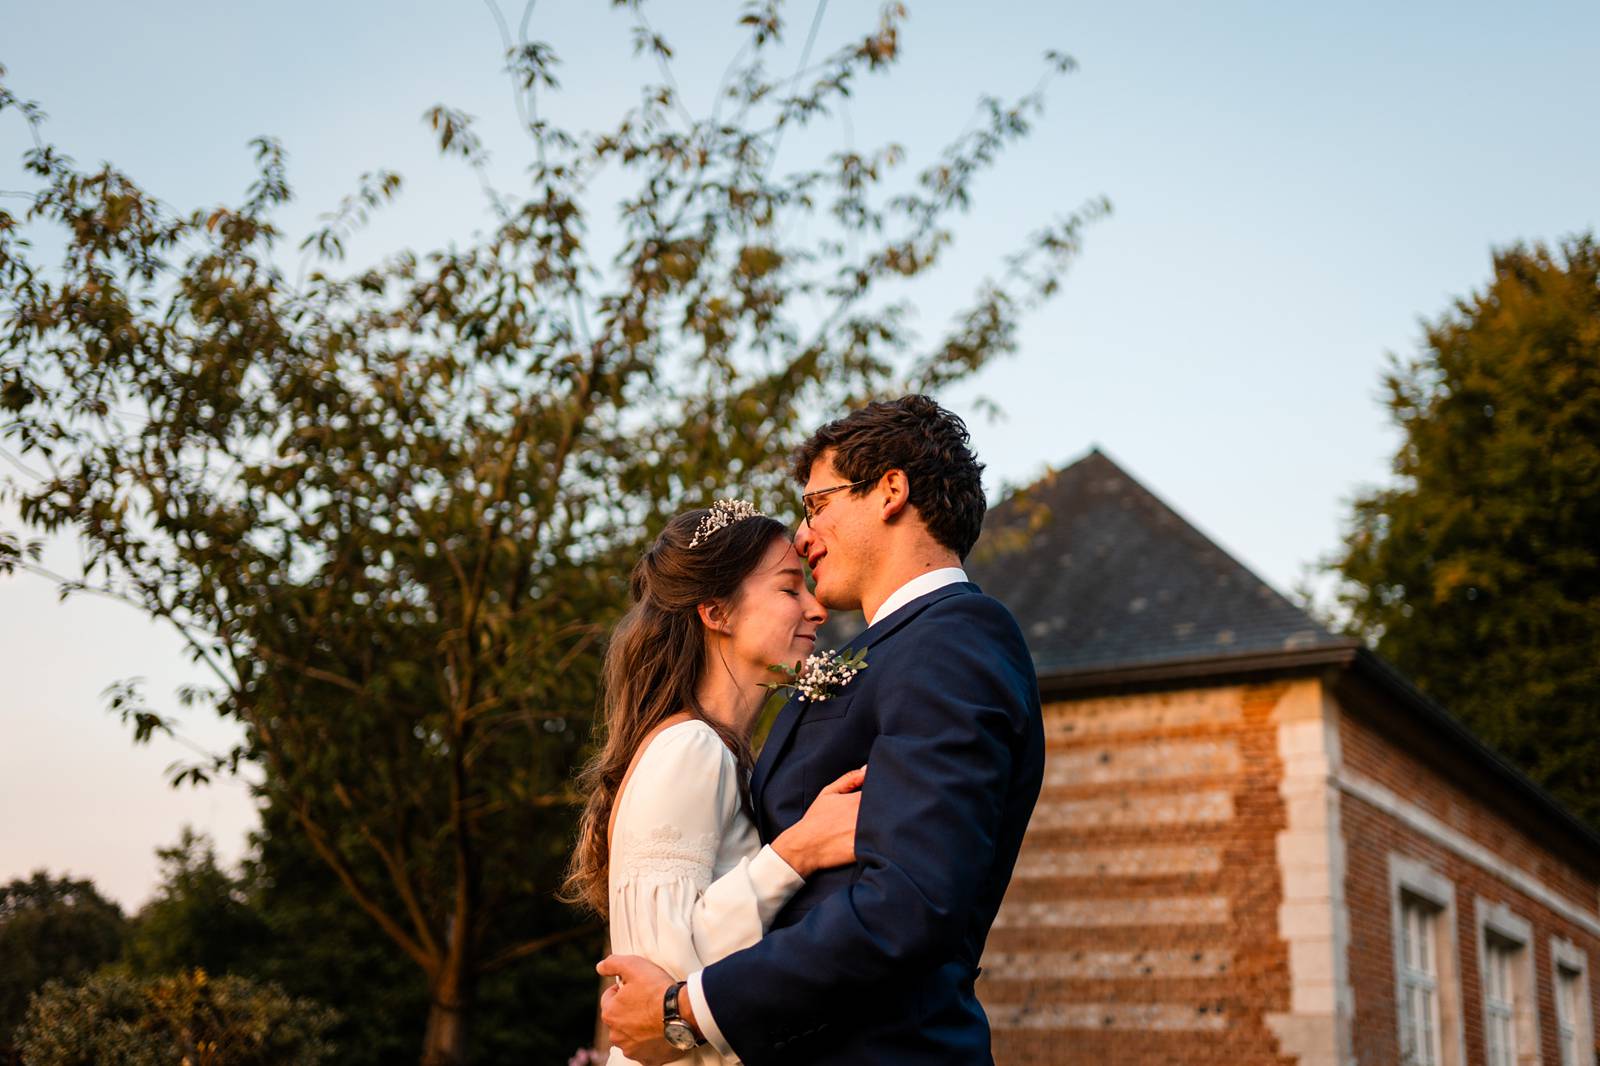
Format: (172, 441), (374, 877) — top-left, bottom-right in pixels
(968, 448), (1345, 675)
(1067, 447), (1333, 637)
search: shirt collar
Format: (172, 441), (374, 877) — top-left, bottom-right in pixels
(866, 567), (969, 628)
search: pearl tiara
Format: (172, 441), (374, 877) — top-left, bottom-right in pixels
(688, 499), (765, 549)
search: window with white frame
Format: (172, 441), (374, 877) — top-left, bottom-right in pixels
(1482, 935), (1518, 1066)
(1551, 936), (1592, 1066)
(1400, 893), (1445, 1066)
(1556, 963), (1582, 1066)
(1475, 899), (1536, 1066)
(1391, 855), (1464, 1066)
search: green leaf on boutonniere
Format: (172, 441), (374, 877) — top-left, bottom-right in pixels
(762, 646), (870, 704)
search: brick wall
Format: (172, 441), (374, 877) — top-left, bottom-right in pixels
(979, 672), (1600, 1066)
(1339, 705), (1600, 1066)
(981, 682), (1300, 1066)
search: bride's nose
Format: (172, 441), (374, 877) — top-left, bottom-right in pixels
(804, 595), (827, 625)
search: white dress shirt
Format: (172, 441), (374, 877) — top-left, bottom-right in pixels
(684, 566), (969, 1059)
(865, 566), (969, 628)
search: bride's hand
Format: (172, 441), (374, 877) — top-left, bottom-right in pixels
(772, 766), (866, 878)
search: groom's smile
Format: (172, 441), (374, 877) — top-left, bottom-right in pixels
(805, 549), (826, 582)
(794, 451), (904, 618)
(795, 454), (870, 611)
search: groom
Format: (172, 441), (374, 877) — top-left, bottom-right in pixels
(600, 395), (1045, 1064)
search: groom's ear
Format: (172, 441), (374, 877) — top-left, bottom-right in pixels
(879, 469), (912, 522)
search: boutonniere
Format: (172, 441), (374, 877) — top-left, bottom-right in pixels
(764, 647), (870, 703)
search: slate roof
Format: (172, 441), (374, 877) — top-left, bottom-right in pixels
(964, 448), (1351, 677)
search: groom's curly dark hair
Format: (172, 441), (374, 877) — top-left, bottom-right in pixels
(792, 394), (987, 559)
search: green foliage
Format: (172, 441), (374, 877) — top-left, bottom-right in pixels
(242, 797), (602, 1066)
(0, 872), (126, 1049)
(241, 803), (430, 1065)
(1329, 235), (1600, 826)
(15, 969), (337, 1066)
(123, 829), (269, 979)
(0, 525), (40, 576)
(0, 4), (1100, 1059)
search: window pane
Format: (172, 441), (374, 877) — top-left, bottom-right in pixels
(1416, 908), (1435, 976)
(1482, 939), (1518, 1066)
(1399, 981), (1414, 1057)
(1556, 966), (1581, 1066)
(1487, 1013), (1510, 1066)
(1420, 985), (1437, 1066)
(1397, 896), (1443, 1066)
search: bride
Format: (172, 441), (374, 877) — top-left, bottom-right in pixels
(564, 501), (864, 1065)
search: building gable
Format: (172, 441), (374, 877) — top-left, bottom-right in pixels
(966, 448), (1349, 676)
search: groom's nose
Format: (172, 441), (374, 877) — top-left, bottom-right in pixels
(793, 521), (815, 556)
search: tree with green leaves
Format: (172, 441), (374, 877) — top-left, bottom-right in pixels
(242, 801), (433, 1065)
(1329, 234), (1600, 827)
(16, 969), (337, 1066)
(0, 873), (127, 1050)
(122, 828), (270, 980)
(243, 793), (600, 1065)
(0, 3), (1103, 1061)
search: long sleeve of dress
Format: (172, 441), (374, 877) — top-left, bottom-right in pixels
(608, 722), (805, 981)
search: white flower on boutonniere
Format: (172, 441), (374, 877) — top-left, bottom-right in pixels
(764, 647), (870, 703)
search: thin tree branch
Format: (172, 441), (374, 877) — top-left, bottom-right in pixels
(292, 795), (436, 973)
(347, 796), (443, 961)
(255, 644), (366, 694)
(11, 558), (241, 696)
(624, 3), (696, 131)
(763, 0), (829, 179)
(480, 920), (603, 973)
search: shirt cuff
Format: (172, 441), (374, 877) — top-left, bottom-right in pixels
(686, 969), (736, 1060)
(749, 844), (806, 929)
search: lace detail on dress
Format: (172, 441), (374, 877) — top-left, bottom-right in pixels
(612, 824), (721, 891)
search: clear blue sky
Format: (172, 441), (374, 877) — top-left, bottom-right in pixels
(2, 0), (1597, 908)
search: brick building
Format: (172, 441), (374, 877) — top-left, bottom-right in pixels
(963, 449), (1600, 1066)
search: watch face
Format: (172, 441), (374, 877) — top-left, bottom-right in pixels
(664, 1019), (699, 1051)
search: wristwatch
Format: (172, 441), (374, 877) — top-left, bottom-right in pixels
(663, 980), (704, 1052)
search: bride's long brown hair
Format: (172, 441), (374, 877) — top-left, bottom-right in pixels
(562, 507), (790, 915)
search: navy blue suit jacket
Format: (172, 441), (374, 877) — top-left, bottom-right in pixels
(699, 582), (1045, 1064)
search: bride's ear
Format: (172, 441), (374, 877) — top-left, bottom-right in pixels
(697, 599), (733, 636)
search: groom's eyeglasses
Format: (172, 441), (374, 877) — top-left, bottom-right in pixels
(799, 478), (877, 524)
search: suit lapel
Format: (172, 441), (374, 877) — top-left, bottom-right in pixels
(750, 581), (979, 829)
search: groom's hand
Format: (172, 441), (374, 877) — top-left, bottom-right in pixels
(597, 954), (680, 1066)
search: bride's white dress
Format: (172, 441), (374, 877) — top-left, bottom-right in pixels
(607, 719), (805, 1065)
